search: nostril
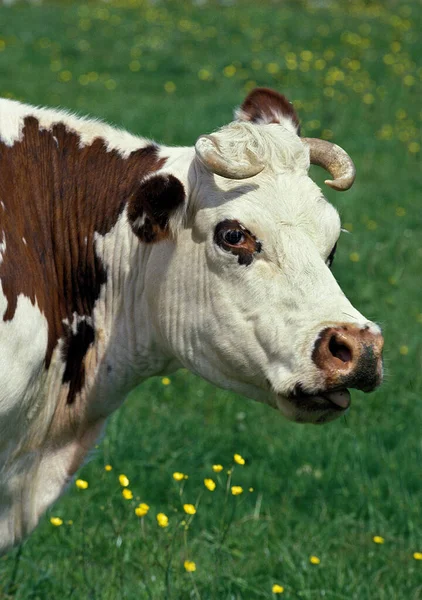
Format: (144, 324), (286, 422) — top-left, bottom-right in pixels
(328, 335), (352, 363)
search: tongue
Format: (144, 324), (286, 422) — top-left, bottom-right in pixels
(324, 389), (351, 409)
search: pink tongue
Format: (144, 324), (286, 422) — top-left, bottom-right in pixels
(325, 390), (351, 409)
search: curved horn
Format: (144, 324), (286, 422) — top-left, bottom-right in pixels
(302, 138), (356, 191)
(195, 134), (264, 180)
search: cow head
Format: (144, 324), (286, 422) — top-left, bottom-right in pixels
(147, 88), (383, 424)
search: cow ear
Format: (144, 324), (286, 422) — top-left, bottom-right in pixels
(127, 174), (185, 243)
(235, 87), (300, 134)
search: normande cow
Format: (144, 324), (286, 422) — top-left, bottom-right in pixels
(0, 88), (383, 553)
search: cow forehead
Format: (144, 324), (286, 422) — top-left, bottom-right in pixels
(199, 172), (340, 254)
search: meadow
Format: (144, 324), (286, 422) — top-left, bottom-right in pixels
(0, 0), (421, 598)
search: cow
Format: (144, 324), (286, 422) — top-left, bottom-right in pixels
(0, 87), (383, 553)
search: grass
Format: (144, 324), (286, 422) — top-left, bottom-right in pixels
(0, 0), (421, 598)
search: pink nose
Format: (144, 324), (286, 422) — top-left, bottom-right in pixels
(312, 324), (384, 392)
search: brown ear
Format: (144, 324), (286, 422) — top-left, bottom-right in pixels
(236, 87), (300, 133)
(127, 174), (185, 243)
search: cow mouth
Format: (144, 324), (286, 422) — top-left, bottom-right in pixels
(288, 386), (351, 412)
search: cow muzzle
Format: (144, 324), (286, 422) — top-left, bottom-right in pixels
(312, 323), (384, 393)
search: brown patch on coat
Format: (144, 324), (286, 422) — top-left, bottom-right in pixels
(238, 87), (300, 133)
(0, 115), (166, 402)
(127, 174), (185, 243)
(214, 219), (262, 266)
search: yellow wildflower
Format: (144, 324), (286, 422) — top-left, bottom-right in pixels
(234, 453), (245, 465)
(157, 512), (169, 528)
(122, 488), (133, 500)
(173, 472), (185, 481)
(310, 555), (321, 564)
(162, 377), (171, 385)
(75, 479), (88, 490)
(204, 478), (216, 491)
(50, 517), (63, 527)
(373, 535), (385, 544)
(272, 584), (284, 594)
(135, 503), (150, 517)
(399, 345), (409, 355)
(183, 504), (196, 515)
(184, 560), (196, 572)
(249, 487), (254, 492)
(413, 552), (422, 560)
(231, 486), (243, 496)
(164, 81), (176, 93)
(104, 465), (112, 471)
(349, 252), (360, 263)
(119, 474), (129, 487)
(212, 464), (223, 473)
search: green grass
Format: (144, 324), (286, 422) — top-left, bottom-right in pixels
(0, 1), (421, 598)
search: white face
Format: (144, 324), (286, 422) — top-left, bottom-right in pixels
(149, 90), (383, 425)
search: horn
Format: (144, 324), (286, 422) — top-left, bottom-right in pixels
(302, 138), (356, 191)
(195, 134), (264, 180)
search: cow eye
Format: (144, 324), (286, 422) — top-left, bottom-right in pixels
(326, 242), (337, 268)
(224, 230), (244, 245)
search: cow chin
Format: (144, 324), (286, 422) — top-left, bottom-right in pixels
(274, 389), (351, 425)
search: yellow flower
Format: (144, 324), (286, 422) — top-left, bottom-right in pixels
(249, 487), (254, 492)
(223, 65), (236, 77)
(173, 472), (185, 481)
(212, 464), (223, 472)
(75, 479), (88, 490)
(373, 535), (385, 544)
(184, 560), (196, 572)
(119, 474), (129, 487)
(413, 552), (422, 560)
(272, 584), (284, 594)
(50, 517), (63, 527)
(349, 252), (360, 263)
(204, 478), (216, 491)
(162, 377), (171, 385)
(234, 453), (245, 465)
(399, 345), (409, 356)
(157, 512), (169, 528)
(135, 503), (150, 517)
(231, 486), (243, 496)
(122, 488), (133, 500)
(310, 555), (320, 564)
(183, 504), (196, 515)
(164, 81), (176, 93)
(104, 465), (112, 471)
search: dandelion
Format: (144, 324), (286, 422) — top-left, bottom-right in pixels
(272, 584), (284, 594)
(122, 488), (133, 500)
(349, 252), (360, 262)
(413, 552), (422, 560)
(373, 536), (385, 544)
(212, 464), (223, 472)
(184, 560), (196, 572)
(234, 453), (245, 465)
(183, 504), (196, 515)
(223, 65), (236, 77)
(204, 478), (216, 491)
(249, 487), (254, 492)
(310, 555), (321, 564)
(135, 503), (149, 517)
(399, 345), (409, 355)
(164, 81), (176, 93)
(104, 465), (112, 471)
(119, 474), (129, 487)
(50, 517), (63, 527)
(75, 479), (88, 490)
(231, 486), (243, 496)
(173, 472), (185, 481)
(162, 377), (171, 385)
(157, 512), (169, 527)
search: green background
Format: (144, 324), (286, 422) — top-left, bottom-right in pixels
(0, 1), (421, 598)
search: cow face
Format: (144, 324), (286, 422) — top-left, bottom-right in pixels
(149, 88), (383, 424)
